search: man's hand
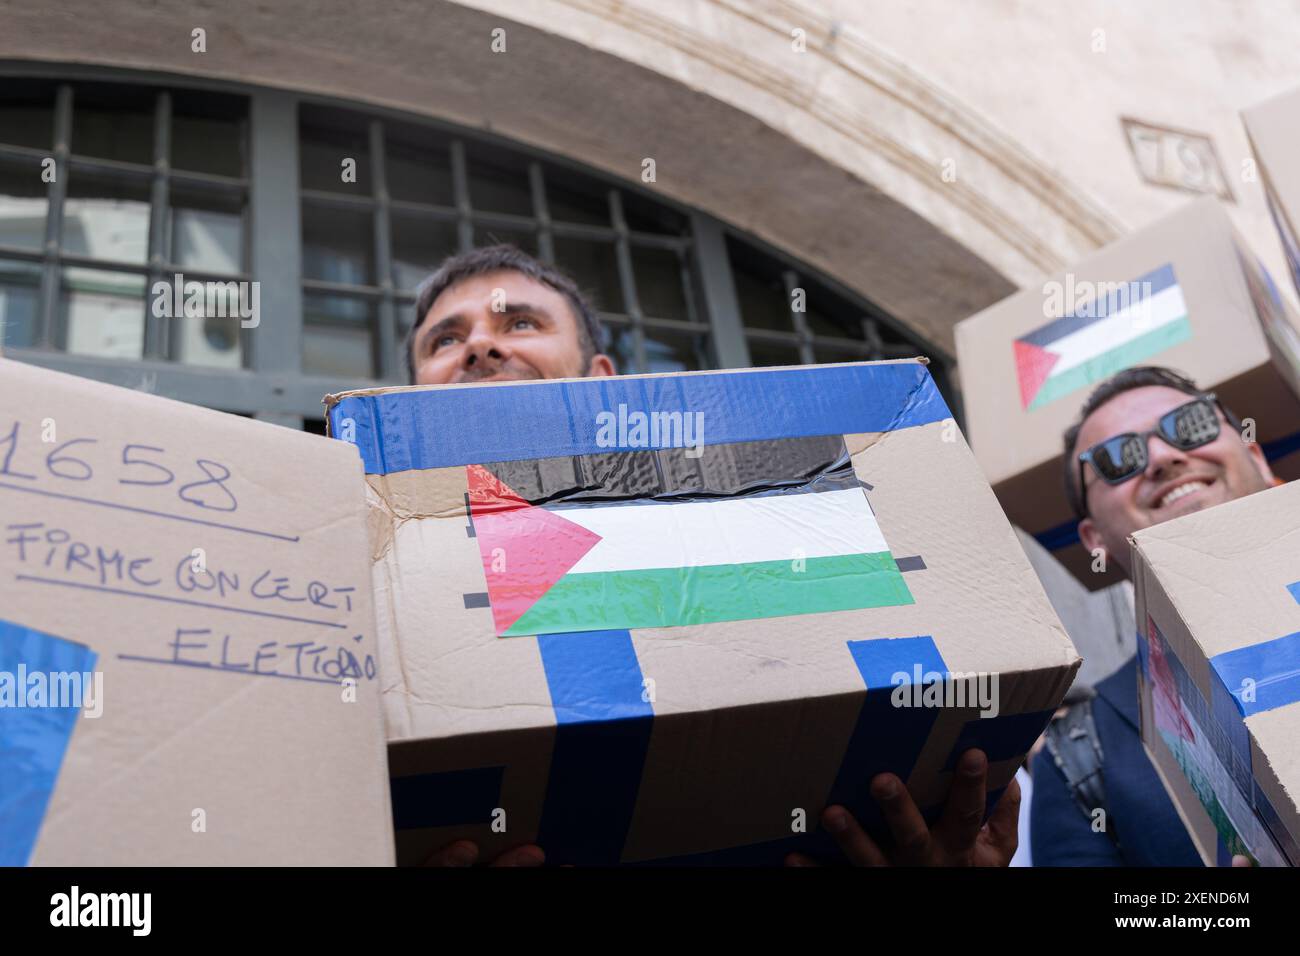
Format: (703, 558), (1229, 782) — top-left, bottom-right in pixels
(785, 749), (1019, 866)
(423, 840), (545, 867)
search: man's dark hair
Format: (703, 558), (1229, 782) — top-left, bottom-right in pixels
(1061, 366), (1243, 518)
(404, 244), (605, 383)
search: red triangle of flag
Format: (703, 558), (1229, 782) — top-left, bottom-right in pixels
(467, 464), (602, 635)
(1013, 339), (1061, 409)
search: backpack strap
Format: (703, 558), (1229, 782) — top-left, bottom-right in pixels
(1043, 690), (1121, 849)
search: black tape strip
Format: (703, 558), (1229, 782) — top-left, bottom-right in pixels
(482, 434), (852, 506)
(463, 592), (490, 609)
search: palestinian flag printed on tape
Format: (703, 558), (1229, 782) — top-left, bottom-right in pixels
(1143, 616), (1288, 867)
(1014, 263), (1191, 410)
(468, 434), (914, 637)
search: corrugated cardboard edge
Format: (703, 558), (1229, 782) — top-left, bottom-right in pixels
(1243, 87), (1300, 277)
(1130, 535), (1221, 865)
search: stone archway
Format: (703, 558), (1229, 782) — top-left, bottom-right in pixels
(0, 0), (1123, 352)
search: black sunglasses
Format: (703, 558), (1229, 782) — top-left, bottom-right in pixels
(1077, 394), (1225, 515)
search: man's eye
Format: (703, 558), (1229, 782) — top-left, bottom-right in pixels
(433, 334), (459, 350)
(511, 317), (537, 330)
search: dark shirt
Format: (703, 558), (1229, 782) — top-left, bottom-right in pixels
(1030, 655), (1202, 866)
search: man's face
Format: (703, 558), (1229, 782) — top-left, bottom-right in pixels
(410, 270), (615, 385)
(1075, 385), (1275, 574)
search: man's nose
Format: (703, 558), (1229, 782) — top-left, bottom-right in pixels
(462, 321), (506, 367)
(1143, 430), (1187, 479)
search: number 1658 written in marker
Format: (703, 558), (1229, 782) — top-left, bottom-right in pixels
(0, 420), (238, 512)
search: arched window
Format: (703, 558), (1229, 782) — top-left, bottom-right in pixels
(0, 71), (955, 428)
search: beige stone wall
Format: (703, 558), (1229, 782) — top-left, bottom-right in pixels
(462, 0), (1300, 312)
(812, 0), (1300, 285)
(4, 0), (1299, 350)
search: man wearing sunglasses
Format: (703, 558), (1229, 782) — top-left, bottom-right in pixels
(1030, 366), (1278, 866)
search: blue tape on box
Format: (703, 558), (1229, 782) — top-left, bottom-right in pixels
(330, 362), (951, 475)
(535, 629), (653, 865)
(941, 709), (1056, 771)
(1211, 629), (1300, 718)
(390, 766), (506, 831)
(825, 636), (949, 836)
(0, 619), (97, 866)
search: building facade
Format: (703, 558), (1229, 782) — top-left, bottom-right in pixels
(2, 0), (1299, 429)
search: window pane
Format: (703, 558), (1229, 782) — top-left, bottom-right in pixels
(472, 226), (536, 257)
(805, 292), (866, 340)
(393, 215), (457, 293)
(0, 156), (48, 251)
(387, 138), (453, 207)
(171, 89), (247, 178)
(727, 236), (798, 333)
(631, 246), (689, 320)
(300, 123), (371, 194)
(466, 145), (532, 216)
(302, 204), (374, 284)
(553, 238), (622, 312)
(175, 312), (244, 369)
(606, 325), (707, 374)
(746, 337), (802, 368)
(170, 187), (244, 273)
(643, 327), (706, 373)
(606, 324), (639, 374)
(545, 168), (608, 226)
(60, 267), (146, 358)
(396, 305), (416, 366)
(733, 267), (791, 331)
(63, 175), (151, 263)
(303, 293), (375, 379)
(0, 261), (41, 349)
(70, 87), (154, 165)
(0, 81), (55, 151)
(622, 190), (686, 235)
(813, 344), (872, 364)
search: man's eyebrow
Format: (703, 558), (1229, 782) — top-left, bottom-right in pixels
(498, 301), (553, 319)
(415, 313), (465, 352)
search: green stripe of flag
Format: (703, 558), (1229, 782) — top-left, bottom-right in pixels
(1029, 315), (1192, 411)
(503, 551), (914, 636)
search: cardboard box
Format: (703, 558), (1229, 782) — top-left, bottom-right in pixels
(1243, 87), (1300, 304)
(326, 359), (1080, 865)
(0, 358), (395, 865)
(956, 197), (1300, 589)
(1131, 479), (1300, 867)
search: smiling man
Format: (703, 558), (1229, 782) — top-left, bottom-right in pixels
(1031, 366), (1277, 866)
(405, 244), (615, 386)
